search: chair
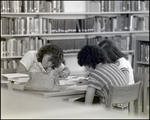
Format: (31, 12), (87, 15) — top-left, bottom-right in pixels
(134, 73), (149, 114)
(106, 81), (143, 115)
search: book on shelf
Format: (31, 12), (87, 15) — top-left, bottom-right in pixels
(87, 1), (149, 12)
(1, 37), (46, 58)
(139, 42), (149, 62)
(1, 1), (64, 13)
(1, 60), (19, 70)
(137, 65), (149, 74)
(130, 15), (149, 31)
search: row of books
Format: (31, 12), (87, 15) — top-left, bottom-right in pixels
(99, 36), (132, 51)
(95, 15), (149, 32)
(130, 15), (149, 31)
(137, 65), (149, 74)
(1, 59), (19, 70)
(1, 17), (95, 35)
(1, 1), (64, 13)
(2, 15), (149, 35)
(1, 37), (46, 57)
(88, 1), (149, 12)
(138, 42), (149, 62)
(1, 35), (133, 58)
(47, 38), (99, 53)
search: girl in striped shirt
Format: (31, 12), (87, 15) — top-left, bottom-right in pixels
(77, 45), (128, 105)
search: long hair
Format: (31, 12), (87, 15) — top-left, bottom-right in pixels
(77, 45), (111, 69)
(98, 39), (128, 63)
(36, 44), (64, 69)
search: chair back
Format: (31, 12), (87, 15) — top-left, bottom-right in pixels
(106, 81), (143, 115)
(134, 73), (149, 113)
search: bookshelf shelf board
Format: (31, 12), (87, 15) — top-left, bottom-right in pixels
(122, 50), (135, 54)
(1, 56), (23, 59)
(64, 53), (78, 56)
(136, 61), (149, 65)
(1, 11), (149, 17)
(1, 31), (149, 38)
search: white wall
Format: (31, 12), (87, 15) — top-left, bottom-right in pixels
(64, 1), (86, 12)
(64, 55), (86, 75)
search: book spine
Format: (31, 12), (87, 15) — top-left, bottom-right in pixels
(33, 1), (39, 12)
(52, 0), (57, 13)
(1, 1), (6, 12)
(28, 1), (34, 12)
(22, 1), (28, 12)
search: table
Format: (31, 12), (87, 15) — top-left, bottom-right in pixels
(1, 87), (148, 119)
(10, 83), (86, 101)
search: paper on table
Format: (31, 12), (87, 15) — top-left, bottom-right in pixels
(66, 84), (88, 91)
(59, 76), (88, 85)
(8, 77), (29, 84)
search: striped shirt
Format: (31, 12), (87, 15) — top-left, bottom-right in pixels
(88, 63), (127, 105)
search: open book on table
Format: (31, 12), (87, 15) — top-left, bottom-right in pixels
(59, 75), (88, 85)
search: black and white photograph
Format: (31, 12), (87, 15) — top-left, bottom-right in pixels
(1, 1), (149, 119)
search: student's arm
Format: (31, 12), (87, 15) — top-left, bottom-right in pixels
(59, 66), (70, 78)
(122, 70), (129, 84)
(16, 63), (28, 74)
(16, 51), (35, 74)
(85, 86), (95, 105)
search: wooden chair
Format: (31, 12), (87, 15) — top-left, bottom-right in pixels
(134, 73), (149, 114)
(106, 81), (143, 115)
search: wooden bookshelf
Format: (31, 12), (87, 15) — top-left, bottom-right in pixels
(1, 1), (149, 73)
(134, 35), (149, 74)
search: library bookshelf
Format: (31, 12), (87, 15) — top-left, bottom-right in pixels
(1, 1), (149, 74)
(134, 34), (149, 74)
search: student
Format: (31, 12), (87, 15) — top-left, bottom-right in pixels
(77, 45), (127, 105)
(98, 39), (134, 85)
(16, 44), (70, 78)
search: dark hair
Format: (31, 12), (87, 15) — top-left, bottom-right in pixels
(98, 39), (128, 63)
(36, 44), (64, 69)
(77, 45), (111, 69)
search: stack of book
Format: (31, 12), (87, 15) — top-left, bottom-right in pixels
(1, 73), (29, 84)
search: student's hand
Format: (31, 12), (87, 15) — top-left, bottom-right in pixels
(76, 79), (88, 86)
(84, 71), (90, 78)
(59, 72), (68, 78)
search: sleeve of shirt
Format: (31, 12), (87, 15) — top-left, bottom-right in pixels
(116, 59), (129, 72)
(88, 74), (103, 91)
(19, 51), (35, 71)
